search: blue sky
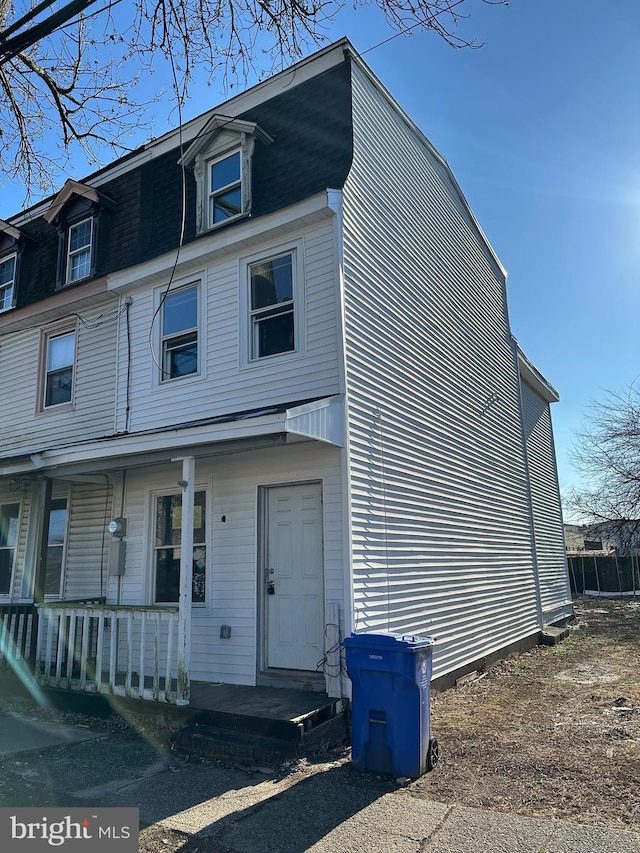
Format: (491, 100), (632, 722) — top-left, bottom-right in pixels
(2, 1), (639, 516)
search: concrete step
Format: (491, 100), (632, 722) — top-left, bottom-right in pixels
(541, 625), (570, 646)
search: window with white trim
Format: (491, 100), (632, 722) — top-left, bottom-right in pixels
(181, 116), (271, 235)
(208, 150), (242, 228)
(42, 328), (76, 409)
(154, 491), (206, 603)
(0, 502), (20, 596)
(66, 218), (93, 283)
(249, 251), (295, 359)
(44, 498), (68, 598)
(161, 284), (199, 381)
(0, 254), (16, 312)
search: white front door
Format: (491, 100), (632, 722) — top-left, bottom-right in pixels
(265, 482), (324, 671)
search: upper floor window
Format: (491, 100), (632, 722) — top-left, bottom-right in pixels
(209, 150), (242, 227)
(66, 218), (93, 283)
(41, 327), (76, 409)
(0, 502), (20, 596)
(0, 254), (16, 312)
(161, 284), (199, 381)
(250, 251), (295, 359)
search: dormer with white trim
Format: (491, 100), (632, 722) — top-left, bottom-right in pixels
(44, 180), (115, 289)
(180, 116), (273, 235)
(0, 219), (27, 313)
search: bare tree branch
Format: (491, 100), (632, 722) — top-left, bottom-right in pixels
(0, 0), (509, 199)
(569, 382), (640, 547)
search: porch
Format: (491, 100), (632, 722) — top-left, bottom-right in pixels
(17, 594), (342, 704)
(0, 602), (346, 764)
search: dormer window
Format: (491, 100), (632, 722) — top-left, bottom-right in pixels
(43, 180), (114, 289)
(180, 116), (273, 235)
(0, 219), (23, 313)
(209, 150), (242, 226)
(0, 254), (16, 312)
(67, 218), (93, 283)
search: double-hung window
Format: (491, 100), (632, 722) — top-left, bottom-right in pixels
(161, 284), (198, 380)
(181, 114), (271, 235)
(0, 503), (20, 596)
(66, 218), (93, 283)
(154, 491), (206, 603)
(249, 252), (295, 359)
(42, 328), (76, 409)
(0, 254), (16, 312)
(208, 150), (242, 227)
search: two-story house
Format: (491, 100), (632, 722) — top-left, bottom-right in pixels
(0, 39), (571, 710)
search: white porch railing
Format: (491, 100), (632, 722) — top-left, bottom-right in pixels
(35, 603), (186, 704)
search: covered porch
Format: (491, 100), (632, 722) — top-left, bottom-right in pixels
(0, 600), (346, 763)
(1, 397), (347, 711)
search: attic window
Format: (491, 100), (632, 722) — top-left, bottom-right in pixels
(209, 150), (242, 226)
(0, 254), (16, 312)
(0, 220), (22, 312)
(43, 180), (113, 289)
(179, 116), (273, 235)
(66, 218), (93, 283)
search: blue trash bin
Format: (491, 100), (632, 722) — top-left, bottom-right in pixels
(343, 632), (438, 779)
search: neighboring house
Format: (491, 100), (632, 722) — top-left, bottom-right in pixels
(565, 522), (640, 556)
(564, 525), (605, 554)
(0, 39), (571, 706)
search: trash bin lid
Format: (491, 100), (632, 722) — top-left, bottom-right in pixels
(343, 632), (435, 650)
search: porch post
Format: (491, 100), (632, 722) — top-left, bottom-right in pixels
(33, 478), (53, 605)
(176, 456), (194, 705)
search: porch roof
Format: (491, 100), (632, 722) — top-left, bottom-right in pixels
(0, 396), (344, 478)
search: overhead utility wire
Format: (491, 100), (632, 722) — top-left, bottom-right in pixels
(0, 0), (101, 66)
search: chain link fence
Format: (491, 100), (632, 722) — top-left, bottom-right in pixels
(567, 553), (640, 597)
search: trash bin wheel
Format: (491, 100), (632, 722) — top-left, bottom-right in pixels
(427, 737), (439, 771)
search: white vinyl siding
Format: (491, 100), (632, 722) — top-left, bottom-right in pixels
(343, 63), (540, 681)
(115, 218), (340, 433)
(0, 480), (110, 603)
(0, 483), (32, 602)
(0, 304), (119, 457)
(521, 380), (571, 620)
(114, 441), (343, 685)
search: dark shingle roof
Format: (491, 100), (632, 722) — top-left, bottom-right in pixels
(11, 60), (353, 311)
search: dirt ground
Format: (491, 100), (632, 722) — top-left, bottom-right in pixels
(2, 598), (638, 837)
(412, 598), (640, 833)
